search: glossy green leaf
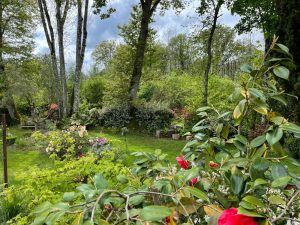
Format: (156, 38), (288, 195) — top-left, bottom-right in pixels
(268, 195), (286, 205)
(243, 195), (265, 207)
(94, 174), (108, 190)
(140, 206), (171, 221)
(129, 195), (145, 206)
(254, 178), (268, 187)
(63, 192), (75, 202)
(273, 66), (290, 80)
(185, 186), (210, 203)
(266, 127), (283, 146)
(271, 176), (291, 188)
(271, 163), (288, 180)
(240, 64), (253, 73)
(237, 207), (264, 217)
(250, 135), (266, 148)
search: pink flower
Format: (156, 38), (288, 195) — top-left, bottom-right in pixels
(50, 103), (59, 110)
(176, 156), (189, 170)
(218, 208), (258, 225)
(189, 178), (198, 186)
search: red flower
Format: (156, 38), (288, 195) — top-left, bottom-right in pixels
(209, 161), (220, 169)
(50, 103), (59, 110)
(176, 156), (189, 170)
(189, 178), (198, 186)
(218, 208), (258, 225)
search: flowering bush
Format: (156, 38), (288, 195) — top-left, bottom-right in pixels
(89, 137), (111, 158)
(32, 42), (300, 225)
(32, 121), (89, 160)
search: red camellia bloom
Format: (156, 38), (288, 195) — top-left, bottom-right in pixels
(209, 161), (220, 169)
(176, 156), (189, 169)
(189, 177), (199, 186)
(218, 208), (258, 225)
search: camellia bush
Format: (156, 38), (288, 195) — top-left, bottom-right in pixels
(32, 41), (300, 225)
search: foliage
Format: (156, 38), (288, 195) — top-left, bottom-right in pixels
(32, 42), (300, 225)
(1, 153), (130, 224)
(81, 76), (105, 108)
(135, 105), (174, 133)
(89, 137), (111, 159)
(98, 106), (131, 128)
(32, 122), (88, 160)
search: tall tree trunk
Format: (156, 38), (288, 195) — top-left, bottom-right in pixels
(128, 0), (160, 104)
(275, 0), (300, 123)
(38, 0), (62, 118)
(72, 0), (88, 114)
(56, 5), (68, 117)
(203, 0), (222, 106)
(0, 2), (18, 120)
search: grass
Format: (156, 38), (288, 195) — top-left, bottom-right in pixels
(0, 127), (186, 184)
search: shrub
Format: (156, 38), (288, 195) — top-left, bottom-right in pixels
(32, 41), (300, 225)
(98, 106), (131, 128)
(135, 105), (173, 133)
(2, 154), (130, 224)
(32, 122), (89, 160)
(81, 77), (104, 107)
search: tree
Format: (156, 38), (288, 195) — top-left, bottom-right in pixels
(275, 0), (300, 123)
(167, 34), (193, 71)
(37, 0), (70, 117)
(197, 0), (225, 106)
(72, 0), (89, 114)
(127, 0), (184, 105)
(231, 0), (278, 53)
(92, 40), (118, 70)
(0, 0), (34, 120)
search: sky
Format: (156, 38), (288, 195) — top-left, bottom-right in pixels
(34, 1), (263, 73)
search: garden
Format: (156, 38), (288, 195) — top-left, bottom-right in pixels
(1, 0), (300, 225)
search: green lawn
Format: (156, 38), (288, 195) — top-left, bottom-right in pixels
(0, 127), (186, 184)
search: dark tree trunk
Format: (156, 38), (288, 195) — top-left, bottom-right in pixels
(56, 3), (68, 117)
(38, 0), (62, 118)
(275, 0), (300, 123)
(0, 2), (18, 120)
(203, 0), (223, 106)
(72, 0), (89, 114)
(128, 0), (160, 104)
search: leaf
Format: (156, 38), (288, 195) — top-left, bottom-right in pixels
(250, 158), (269, 180)
(271, 176), (291, 188)
(276, 44), (290, 54)
(243, 196), (265, 207)
(254, 106), (268, 115)
(140, 206), (171, 221)
(266, 127), (283, 146)
(185, 186), (210, 203)
(230, 174), (245, 197)
(254, 178), (268, 187)
(63, 192), (75, 202)
(271, 163), (288, 180)
(281, 123), (300, 137)
(273, 66), (290, 80)
(237, 207), (264, 218)
(203, 205), (223, 217)
(271, 96), (287, 106)
(129, 195), (145, 206)
(197, 106), (211, 112)
(178, 197), (201, 216)
(249, 88), (266, 102)
(240, 64), (253, 73)
(268, 195), (286, 205)
(117, 175), (129, 184)
(94, 174), (108, 190)
(46, 211), (65, 225)
(233, 99), (247, 120)
(250, 135), (266, 148)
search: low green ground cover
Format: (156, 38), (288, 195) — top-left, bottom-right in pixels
(0, 127), (185, 184)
